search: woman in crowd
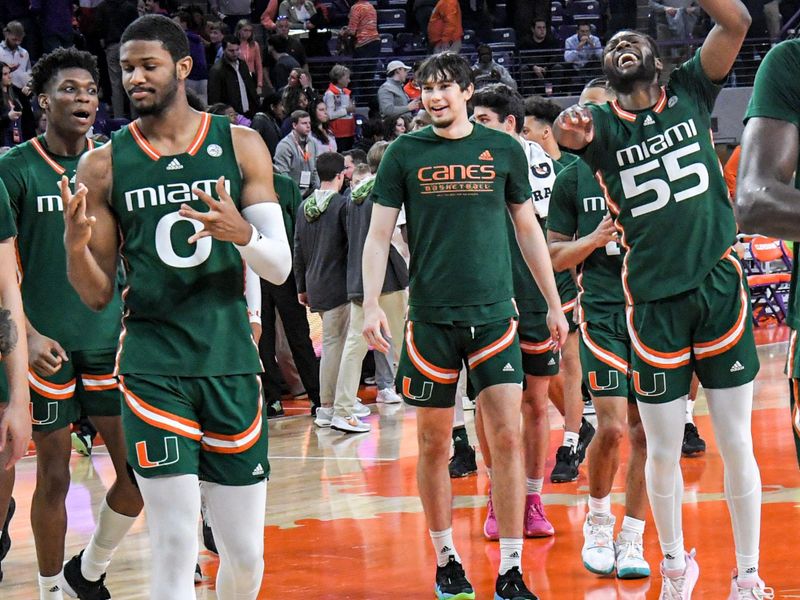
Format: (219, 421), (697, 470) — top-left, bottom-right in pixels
(280, 85), (309, 135)
(279, 0), (317, 29)
(251, 92), (285, 156)
(0, 63), (23, 147)
(236, 19), (264, 96)
(383, 114), (410, 141)
(310, 99), (338, 155)
(323, 64), (356, 151)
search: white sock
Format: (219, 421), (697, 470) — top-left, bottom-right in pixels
(563, 430), (579, 451)
(430, 528), (461, 567)
(526, 478), (543, 495)
(706, 383), (762, 584)
(588, 495), (611, 517)
(81, 498), (138, 581)
(498, 538), (523, 575)
(135, 473), (201, 600)
(685, 399), (695, 424)
(202, 481), (268, 600)
(38, 573), (64, 600)
(620, 515), (646, 541)
(663, 537), (686, 571)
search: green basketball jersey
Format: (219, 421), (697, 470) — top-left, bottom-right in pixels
(372, 124), (532, 324)
(0, 137), (123, 351)
(547, 159), (625, 322)
(580, 50), (736, 304)
(0, 179), (17, 241)
(110, 113), (261, 376)
(745, 39), (800, 330)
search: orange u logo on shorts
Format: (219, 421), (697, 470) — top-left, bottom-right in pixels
(402, 376), (433, 402)
(632, 371), (667, 397)
(136, 437), (180, 468)
(588, 370), (620, 391)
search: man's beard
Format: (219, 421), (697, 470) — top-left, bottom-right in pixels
(132, 77), (179, 117)
(604, 54), (657, 95)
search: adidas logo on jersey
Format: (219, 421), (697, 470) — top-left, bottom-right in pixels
(166, 158), (184, 171)
(547, 358), (556, 366)
(502, 363), (515, 372)
(252, 463), (264, 476)
(730, 361), (745, 372)
(479, 150), (493, 161)
(643, 114), (655, 126)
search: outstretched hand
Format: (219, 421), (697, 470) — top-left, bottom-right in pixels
(61, 176), (95, 253)
(179, 177), (253, 246)
(554, 105), (595, 149)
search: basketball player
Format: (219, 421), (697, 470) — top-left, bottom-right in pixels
(470, 83), (560, 540)
(547, 79), (649, 580)
(363, 52), (568, 600)
(0, 47), (145, 600)
(555, 0), (768, 595)
(737, 38), (800, 473)
(60, 15), (291, 600)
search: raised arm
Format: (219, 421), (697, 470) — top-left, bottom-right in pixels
(698, 0), (751, 82)
(64, 145), (120, 311)
(736, 118), (800, 237)
(361, 203), (400, 353)
(553, 105), (595, 152)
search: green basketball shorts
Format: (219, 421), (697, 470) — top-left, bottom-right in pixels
(27, 348), (120, 432)
(579, 313), (634, 403)
(785, 330), (800, 468)
(397, 318), (523, 408)
(557, 271), (579, 333)
(518, 312), (559, 377)
(120, 373), (268, 485)
(627, 253), (759, 404)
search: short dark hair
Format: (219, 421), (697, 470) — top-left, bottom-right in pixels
(121, 15), (191, 63)
(259, 91), (282, 113)
(268, 35), (289, 53)
(31, 47), (99, 96)
(316, 151), (345, 182)
(471, 83), (524, 134)
(291, 109), (309, 124)
(207, 102), (232, 115)
(524, 96), (562, 125)
(222, 35), (239, 49)
(185, 87), (207, 111)
(343, 148), (367, 165)
(416, 52), (473, 91)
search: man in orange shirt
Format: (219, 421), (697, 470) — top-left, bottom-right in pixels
(428, 0), (463, 53)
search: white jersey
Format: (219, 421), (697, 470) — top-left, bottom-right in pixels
(521, 138), (556, 218)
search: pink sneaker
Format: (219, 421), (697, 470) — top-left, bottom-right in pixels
(659, 549), (699, 599)
(483, 492), (499, 541)
(727, 569), (775, 599)
(524, 493), (554, 537)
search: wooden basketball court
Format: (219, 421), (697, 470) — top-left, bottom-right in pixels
(1, 327), (798, 599)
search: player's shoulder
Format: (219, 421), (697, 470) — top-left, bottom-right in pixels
(759, 38), (800, 71)
(0, 142), (30, 170)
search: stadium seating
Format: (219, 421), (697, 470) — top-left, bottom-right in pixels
(377, 9), (405, 33)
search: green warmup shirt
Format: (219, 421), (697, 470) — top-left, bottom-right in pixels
(547, 158), (625, 322)
(552, 153), (579, 306)
(0, 137), (123, 351)
(745, 39), (800, 330)
(110, 113), (261, 376)
(371, 123), (532, 324)
(0, 180), (15, 403)
(579, 49), (737, 304)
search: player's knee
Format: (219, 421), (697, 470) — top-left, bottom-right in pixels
(417, 428), (450, 459)
(628, 419), (647, 453)
(596, 419), (625, 449)
(222, 544), (264, 585)
(490, 423), (521, 456)
(35, 466), (71, 501)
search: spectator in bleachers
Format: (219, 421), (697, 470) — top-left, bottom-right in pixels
(251, 91), (285, 156)
(404, 64), (421, 100)
(208, 35), (259, 117)
(144, 0), (168, 15)
(324, 64), (356, 151)
(428, 0), (463, 52)
(649, 0), (702, 46)
(208, 101), (252, 126)
(472, 44), (517, 90)
(383, 114), (410, 141)
(95, 0), (139, 119)
(0, 22), (31, 93)
(342, 148), (367, 190)
(519, 19), (564, 94)
(345, 0), (381, 59)
(235, 20), (264, 96)
(279, 0), (318, 29)
(210, 0), (252, 32)
(31, 0), (74, 53)
(311, 99), (338, 154)
(274, 15), (308, 66)
(0, 62), (24, 146)
(268, 35), (301, 90)
(205, 20), (225, 66)
(176, 11), (210, 105)
(261, 0), (281, 31)
(280, 85), (309, 134)
(564, 22), (602, 69)
(274, 109), (320, 196)
(378, 60), (420, 119)
(284, 67), (318, 104)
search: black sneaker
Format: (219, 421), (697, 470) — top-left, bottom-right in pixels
(202, 519), (218, 555)
(266, 399), (284, 418)
(682, 422), (706, 457)
(0, 496), (14, 582)
(449, 445), (478, 478)
(63, 551), (111, 600)
(495, 566), (538, 600)
(550, 445), (579, 483)
(194, 562), (203, 584)
(435, 556), (475, 599)
(576, 418), (596, 464)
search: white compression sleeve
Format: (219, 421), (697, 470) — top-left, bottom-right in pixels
(244, 264), (262, 325)
(235, 202), (292, 285)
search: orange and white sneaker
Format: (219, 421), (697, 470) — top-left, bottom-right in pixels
(659, 549), (699, 599)
(726, 569), (775, 599)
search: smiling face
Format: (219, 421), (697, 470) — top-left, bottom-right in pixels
(602, 30), (661, 94)
(40, 67), (99, 138)
(421, 79), (473, 130)
(121, 40), (188, 117)
(472, 105), (514, 135)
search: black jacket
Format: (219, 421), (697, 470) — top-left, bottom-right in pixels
(251, 111), (282, 157)
(208, 59), (258, 117)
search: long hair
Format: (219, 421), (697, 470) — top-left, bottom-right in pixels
(310, 100), (331, 145)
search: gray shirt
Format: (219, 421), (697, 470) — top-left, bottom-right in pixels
(273, 132), (320, 195)
(377, 78), (412, 120)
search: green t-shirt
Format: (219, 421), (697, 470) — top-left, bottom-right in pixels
(0, 137), (123, 351)
(547, 159), (625, 322)
(580, 49), (736, 304)
(744, 39), (800, 330)
(274, 172), (302, 243)
(0, 179), (16, 240)
(110, 114), (261, 376)
(371, 123), (532, 324)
